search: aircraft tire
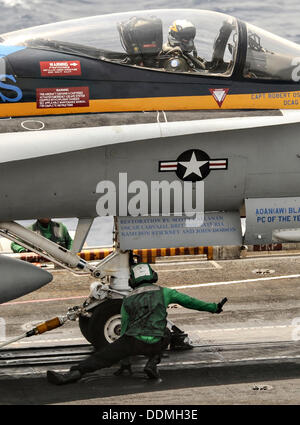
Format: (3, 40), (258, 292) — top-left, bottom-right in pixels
(78, 315), (91, 343)
(80, 299), (123, 349)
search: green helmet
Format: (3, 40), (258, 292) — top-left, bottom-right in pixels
(129, 263), (158, 288)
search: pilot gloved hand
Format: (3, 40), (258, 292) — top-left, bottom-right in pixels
(215, 297), (228, 314)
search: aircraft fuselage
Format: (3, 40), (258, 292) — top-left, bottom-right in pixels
(0, 109), (299, 220)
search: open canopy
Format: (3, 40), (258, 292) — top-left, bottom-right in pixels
(1, 9), (300, 81)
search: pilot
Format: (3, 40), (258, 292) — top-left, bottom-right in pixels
(11, 218), (73, 253)
(161, 19), (206, 72)
(47, 262), (227, 385)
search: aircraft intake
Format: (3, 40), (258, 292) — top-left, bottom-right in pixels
(0, 255), (53, 304)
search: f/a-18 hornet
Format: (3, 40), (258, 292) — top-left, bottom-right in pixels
(0, 9), (300, 347)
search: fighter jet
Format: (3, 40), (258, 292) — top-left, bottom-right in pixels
(0, 9), (300, 347)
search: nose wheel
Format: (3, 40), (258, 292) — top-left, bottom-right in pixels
(79, 298), (123, 349)
(103, 314), (122, 343)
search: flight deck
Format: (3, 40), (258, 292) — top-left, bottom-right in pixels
(0, 251), (299, 405)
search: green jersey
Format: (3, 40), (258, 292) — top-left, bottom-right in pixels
(11, 220), (73, 253)
(121, 283), (217, 344)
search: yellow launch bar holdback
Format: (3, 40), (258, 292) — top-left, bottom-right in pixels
(0, 316), (68, 349)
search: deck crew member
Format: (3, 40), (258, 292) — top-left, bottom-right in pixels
(47, 262), (227, 385)
(11, 218), (73, 253)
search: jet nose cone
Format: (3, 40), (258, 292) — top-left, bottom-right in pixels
(0, 255), (53, 304)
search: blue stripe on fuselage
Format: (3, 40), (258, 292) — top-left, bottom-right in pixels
(0, 45), (26, 58)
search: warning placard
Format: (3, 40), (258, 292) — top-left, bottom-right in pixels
(36, 87), (89, 109)
(40, 61), (81, 76)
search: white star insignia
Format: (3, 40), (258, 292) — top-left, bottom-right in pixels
(179, 151), (208, 179)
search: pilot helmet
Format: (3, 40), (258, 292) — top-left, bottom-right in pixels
(168, 19), (196, 53)
(128, 263), (158, 289)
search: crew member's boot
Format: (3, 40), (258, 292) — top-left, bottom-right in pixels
(47, 369), (82, 385)
(114, 358), (133, 376)
(144, 354), (161, 379)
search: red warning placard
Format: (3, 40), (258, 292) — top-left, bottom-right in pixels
(40, 61), (82, 76)
(36, 87), (89, 109)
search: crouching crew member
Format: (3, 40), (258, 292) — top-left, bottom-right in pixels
(47, 263), (227, 385)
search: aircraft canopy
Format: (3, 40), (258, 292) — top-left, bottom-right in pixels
(1, 9), (300, 81)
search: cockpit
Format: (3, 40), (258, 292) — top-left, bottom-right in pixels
(1, 9), (300, 81)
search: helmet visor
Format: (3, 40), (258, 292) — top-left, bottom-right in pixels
(176, 26), (196, 41)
